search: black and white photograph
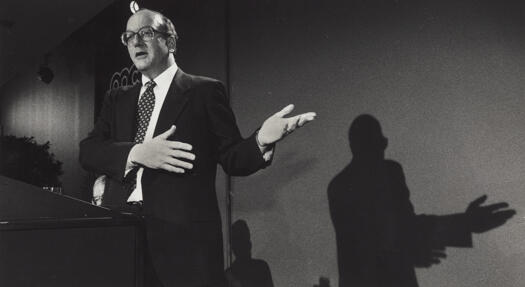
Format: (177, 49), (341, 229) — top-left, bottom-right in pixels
(0, 0), (523, 286)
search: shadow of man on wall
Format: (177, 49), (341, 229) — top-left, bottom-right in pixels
(225, 220), (274, 287)
(327, 114), (516, 287)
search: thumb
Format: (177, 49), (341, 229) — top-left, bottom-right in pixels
(469, 194), (487, 209)
(156, 125), (176, 140)
(274, 104), (295, 118)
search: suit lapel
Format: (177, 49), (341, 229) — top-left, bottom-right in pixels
(153, 69), (192, 137)
(119, 84), (141, 141)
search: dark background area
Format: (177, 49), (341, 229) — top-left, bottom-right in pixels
(1, 0), (525, 286)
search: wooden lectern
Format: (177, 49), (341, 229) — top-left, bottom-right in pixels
(0, 175), (144, 287)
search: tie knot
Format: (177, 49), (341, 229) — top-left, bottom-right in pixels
(145, 80), (156, 90)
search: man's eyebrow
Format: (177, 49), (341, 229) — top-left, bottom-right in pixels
(125, 26), (152, 33)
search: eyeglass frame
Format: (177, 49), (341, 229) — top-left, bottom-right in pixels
(120, 26), (173, 46)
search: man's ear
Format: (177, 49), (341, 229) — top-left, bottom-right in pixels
(166, 36), (176, 53)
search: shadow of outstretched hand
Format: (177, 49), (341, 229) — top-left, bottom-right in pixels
(413, 246), (447, 268)
(465, 195), (516, 234)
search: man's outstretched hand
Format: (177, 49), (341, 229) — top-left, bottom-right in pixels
(465, 195), (516, 234)
(257, 104), (316, 146)
(130, 125), (195, 173)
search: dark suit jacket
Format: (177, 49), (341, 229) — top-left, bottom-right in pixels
(80, 69), (268, 287)
(328, 159), (472, 287)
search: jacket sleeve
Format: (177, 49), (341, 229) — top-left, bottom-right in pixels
(79, 89), (135, 182)
(204, 81), (270, 176)
(423, 213), (473, 248)
(391, 161), (473, 250)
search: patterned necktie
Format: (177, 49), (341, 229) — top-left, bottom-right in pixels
(127, 80), (156, 195)
(134, 80), (157, 143)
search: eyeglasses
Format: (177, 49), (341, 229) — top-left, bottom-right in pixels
(120, 26), (172, 46)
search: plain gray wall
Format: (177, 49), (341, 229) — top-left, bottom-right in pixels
(229, 0), (525, 286)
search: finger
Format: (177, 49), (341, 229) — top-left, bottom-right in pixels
(160, 163), (185, 173)
(297, 117), (307, 127)
(298, 114), (314, 126)
(298, 112), (317, 126)
(483, 216), (513, 230)
(274, 104), (295, 118)
(169, 149), (196, 161)
(165, 157), (193, 170)
(469, 195), (487, 208)
(156, 125), (176, 140)
(286, 117), (301, 132)
(300, 112), (317, 118)
(167, 141), (193, 151)
(491, 209), (516, 219)
(483, 202), (510, 213)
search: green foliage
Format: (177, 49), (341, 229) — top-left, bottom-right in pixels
(0, 135), (63, 187)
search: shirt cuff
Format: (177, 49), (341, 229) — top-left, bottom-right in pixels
(255, 130), (275, 162)
(124, 145), (139, 176)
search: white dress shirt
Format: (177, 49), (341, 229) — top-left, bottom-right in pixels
(126, 63), (179, 202)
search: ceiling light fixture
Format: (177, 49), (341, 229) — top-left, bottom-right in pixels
(130, 1), (140, 14)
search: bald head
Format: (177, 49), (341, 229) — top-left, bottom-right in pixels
(128, 9), (178, 47)
(124, 9), (178, 79)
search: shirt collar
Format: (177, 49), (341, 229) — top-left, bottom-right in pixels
(141, 62), (178, 89)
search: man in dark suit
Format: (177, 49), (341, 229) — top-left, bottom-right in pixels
(79, 9), (315, 287)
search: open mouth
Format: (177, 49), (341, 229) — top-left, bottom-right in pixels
(135, 51), (148, 58)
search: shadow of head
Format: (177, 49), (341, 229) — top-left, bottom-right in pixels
(313, 276), (331, 287)
(231, 219), (252, 260)
(348, 114), (388, 159)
